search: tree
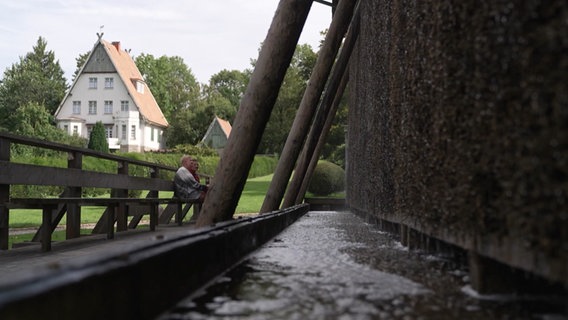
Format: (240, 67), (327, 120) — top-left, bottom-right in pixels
(10, 102), (86, 156)
(88, 121), (109, 152)
(72, 51), (90, 82)
(203, 69), (250, 118)
(135, 54), (200, 121)
(0, 37), (67, 131)
(163, 95), (235, 147)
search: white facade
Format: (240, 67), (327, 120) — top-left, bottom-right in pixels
(55, 39), (168, 152)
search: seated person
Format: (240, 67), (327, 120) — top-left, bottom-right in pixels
(174, 155), (208, 202)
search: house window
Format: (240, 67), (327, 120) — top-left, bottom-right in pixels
(151, 128), (155, 141)
(73, 125), (78, 135)
(88, 101), (97, 114)
(136, 81), (144, 94)
(89, 77), (98, 89)
(72, 101), (81, 114)
(121, 125), (127, 140)
(104, 77), (114, 89)
(105, 126), (113, 138)
(121, 100), (129, 112)
(131, 125), (136, 140)
(63, 125), (68, 132)
(104, 100), (113, 114)
(87, 125), (93, 137)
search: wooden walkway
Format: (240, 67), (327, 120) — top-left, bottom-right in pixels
(0, 223), (196, 288)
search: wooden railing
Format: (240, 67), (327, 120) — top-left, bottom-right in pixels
(0, 132), (206, 251)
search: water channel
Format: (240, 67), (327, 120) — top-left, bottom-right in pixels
(157, 211), (566, 319)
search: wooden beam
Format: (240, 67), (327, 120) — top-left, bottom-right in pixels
(0, 137), (9, 250)
(66, 151), (83, 239)
(195, 0), (314, 227)
(260, 0), (358, 213)
(285, 2), (360, 206)
(0, 161), (173, 191)
(295, 71), (350, 205)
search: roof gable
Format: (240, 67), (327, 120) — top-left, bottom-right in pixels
(55, 38), (168, 128)
(100, 40), (168, 127)
(201, 116), (232, 149)
(216, 116), (232, 137)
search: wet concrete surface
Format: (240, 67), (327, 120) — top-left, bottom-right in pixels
(158, 211), (567, 320)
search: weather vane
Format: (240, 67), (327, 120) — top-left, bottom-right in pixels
(97, 25), (104, 40)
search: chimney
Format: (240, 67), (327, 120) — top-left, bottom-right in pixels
(111, 41), (121, 52)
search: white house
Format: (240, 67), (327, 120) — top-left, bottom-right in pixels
(55, 37), (168, 152)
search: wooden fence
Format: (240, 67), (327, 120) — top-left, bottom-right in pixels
(0, 132), (204, 251)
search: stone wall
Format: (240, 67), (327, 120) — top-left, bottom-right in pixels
(347, 0), (567, 285)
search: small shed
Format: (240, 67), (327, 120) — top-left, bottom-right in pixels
(201, 116), (232, 152)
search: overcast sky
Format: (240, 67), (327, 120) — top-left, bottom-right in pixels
(0, 0), (332, 84)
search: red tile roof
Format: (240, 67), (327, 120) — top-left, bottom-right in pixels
(216, 116), (232, 137)
(101, 40), (168, 128)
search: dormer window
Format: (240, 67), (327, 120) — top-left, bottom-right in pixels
(136, 80), (145, 94)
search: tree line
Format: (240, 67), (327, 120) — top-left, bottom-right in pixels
(0, 36), (346, 166)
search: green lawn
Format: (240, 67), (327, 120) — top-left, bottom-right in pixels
(7, 173), (345, 247)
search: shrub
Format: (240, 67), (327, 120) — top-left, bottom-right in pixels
(87, 121), (109, 153)
(308, 160), (345, 196)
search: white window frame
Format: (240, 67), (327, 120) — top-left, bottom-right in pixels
(89, 77), (98, 89)
(104, 77), (114, 89)
(130, 125), (136, 140)
(104, 100), (113, 114)
(121, 124), (127, 140)
(121, 100), (129, 112)
(72, 101), (81, 114)
(88, 101), (97, 115)
(136, 81), (144, 94)
(105, 126), (113, 138)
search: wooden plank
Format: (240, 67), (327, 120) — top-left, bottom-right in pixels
(0, 161), (174, 191)
(0, 131), (178, 173)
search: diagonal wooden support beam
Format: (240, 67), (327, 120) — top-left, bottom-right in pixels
(284, 1), (361, 207)
(261, 0), (358, 213)
(196, 0), (314, 227)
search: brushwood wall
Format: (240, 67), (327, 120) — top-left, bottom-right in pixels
(347, 0), (567, 284)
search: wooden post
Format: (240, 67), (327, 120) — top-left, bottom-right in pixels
(41, 205), (55, 252)
(148, 167), (159, 231)
(195, 0), (314, 227)
(0, 137), (10, 250)
(284, 5), (359, 207)
(295, 71), (350, 204)
(66, 151), (83, 239)
(115, 161), (129, 231)
(260, 0), (358, 213)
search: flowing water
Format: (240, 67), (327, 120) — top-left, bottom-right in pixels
(157, 211), (566, 319)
